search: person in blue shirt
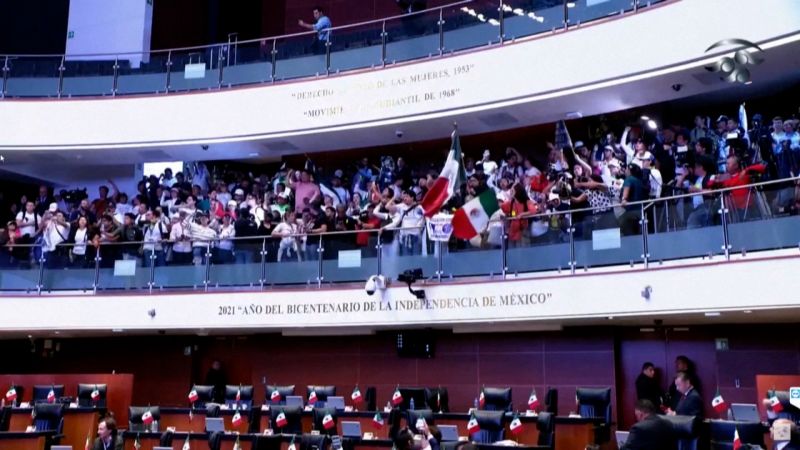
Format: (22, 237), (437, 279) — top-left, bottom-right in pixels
(298, 6), (332, 54)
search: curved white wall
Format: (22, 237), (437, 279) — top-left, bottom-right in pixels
(2, 0), (800, 151)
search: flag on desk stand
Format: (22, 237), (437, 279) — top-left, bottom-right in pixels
(189, 408), (193, 422)
(236, 385), (242, 403)
(142, 409), (155, 426)
(288, 434), (297, 450)
(91, 385), (101, 404)
(134, 434), (142, 450)
(733, 426), (742, 450)
(711, 388), (728, 415)
(322, 413), (335, 430)
(391, 386), (403, 406)
(308, 390), (318, 406)
(233, 434), (242, 450)
(271, 389), (282, 403)
(351, 385), (364, 408)
(276, 411), (288, 428)
(5, 386), (17, 403)
(509, 413), (524, 436)
(182, 434), (191, 450)
(467, 413), (480, 434)
(478, 388), (486, 409)
(769, 391), (784, 413)
(232, 410), (244, 428)
(527, 389), (540, 411)
(436, 389), (442, 413)
(47, 386), (56, 403)
(373, 413), (384, 429)
(188, 389), (199, 403)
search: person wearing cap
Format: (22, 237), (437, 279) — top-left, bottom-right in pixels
(42, 209), (70, 268)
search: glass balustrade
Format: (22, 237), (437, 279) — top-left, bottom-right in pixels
(0, 0), (671, 99)
(3, 177), (795, 296)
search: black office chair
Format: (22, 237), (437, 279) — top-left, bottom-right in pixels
(709, 420), (765, 450)
(364, 386), (377, 412)
(398, 387), (427, 411)
(407, 409), (435, 434)
(0, 406), (10, 432)
(306, 386), (336, 407)
(208, 431), (224, 450)
(128, 406), (161, 432)
(224, 385), (254, 409)
(425, 387), (450, 412)
(77, 383), (108, 408)
(536, 411), (555, 449)
(300, 433), (329, 450)
(662, 414), (699, 450)
(32, 385), (65, 404)
(312, 407), (338, 436)
(544, 388), (558, 414)
(266, 385), (296, 405)
(469, 410), (505, 444)
(206, 403), (222, 418)
(32, 402), (65, 448)
(270, 405), (303, 434)
(189, 384), (214, 408)
(481, 387), (512, 412)
(576, 388), (612, 423)
(160, 430), (174, 448)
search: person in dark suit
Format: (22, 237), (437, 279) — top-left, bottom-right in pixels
(667, 371), (704, 419)
(668, 355), (700, 410)
(92, 417), (123, 450)
(635, 362), (663, 411)
(622, 400), (675, 450)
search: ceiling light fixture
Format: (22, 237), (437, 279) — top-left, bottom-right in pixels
(567, 2), (576, 8)
(704, 312), (721, 317)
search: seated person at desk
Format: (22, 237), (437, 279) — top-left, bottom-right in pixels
(93, 417), (124, 450)
(394, 425), (440, 450)
(622, 400), (675, 450)
(666, 372), (703, 418)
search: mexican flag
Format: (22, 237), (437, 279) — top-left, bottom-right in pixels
(182, 434), (191, 450)
(134, 435), (142, 450)
(91, 389), (101, 402)
(271, 390), (282, 402)
(391, 387), (403, 406)
(420, 130), (466, 217)
(235, 387), (241, 402)
(142, 410), (154, 425)
(451, 189), (499, 240)
(276, 411), (288, 428)
(373, 413), (384, 429)
(322, 413), (335, 430)
(769, 394), (784, 413)
(527, 390), (540, 411)
(47, 388), (56, 403)
(733, 427), (742, 450)
(509, 414), (523, 435)
(232, 411), (243, 427)
(467, 413), (480, 434)
(351, 386), (363, 406)
(308, 391), (318, 405)
(5, 387), (17, 402)
(711, 390), (727, 414)
(233, 435), (242, 450)
(478, 390), (486, 409)
(188, 389), (199, 403)
(84, 433), (92, 450)
(288, 436), (297, 450)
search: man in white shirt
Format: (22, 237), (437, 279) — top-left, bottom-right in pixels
(142, 210), (167, 267)
(43, 209), (70, 268)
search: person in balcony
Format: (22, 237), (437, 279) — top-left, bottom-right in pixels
(142, 210), (167, 267)
(185, 212), (218, 266)
(502, 182), (537, 247)
(677, 157), (714, 229)
(273, 211), (301, 262)
(710, 155), (767, 221)
(619, 163), (648, 235)
(298, 6), (332, 55)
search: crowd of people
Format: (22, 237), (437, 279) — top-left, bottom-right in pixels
(1, 109), (799, 270)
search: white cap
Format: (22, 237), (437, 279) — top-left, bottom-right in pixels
(234, 188), (244, 196)
(48, 203), (58, 212)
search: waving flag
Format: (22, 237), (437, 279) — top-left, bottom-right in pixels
(509, 414), (523, 435)
(308, 390), (318, 405)
(142, 410), (154, 425)
(711, 389), (728, 414)
(555, 120), (574, 151)
(276, 411), (288, 428)
(452, 189), (499, 239)
(232, 411), (243, 427)
(351, 386), (363, 406)
(769, 394), (784, 413)
(5, 387), (17, 402)
(271, 390), (282, 402)
(467, 413), (480, 434)
(322, 413), (335, 430)
(420, 130), (466, 217)
(188, 389), (199, 403)
(373, 412), (385, 429)
(391, 387), (403, 406)
(527, 389), (540, 411)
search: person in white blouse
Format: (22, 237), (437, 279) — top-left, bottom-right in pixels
(272, 211), (301, 262)
(43, 210), (70, 268)
(69, 216), (91, 268)
(185, 212), (218, 266)
(169, 213), (193, 265)
(216, 214), (236, 264)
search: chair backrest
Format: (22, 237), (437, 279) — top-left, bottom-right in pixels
(661, 415), (699, 450)
(544, 388), (558, 414)
(469, 410), (505, 444)
(159, 430), (174, 447)
(407, 409), (435, 434)
(708, 420), (765, 450)
(77, 383), (108, 408)
(300, 433), (328, 450)
(482, 387), (512, 412)
(128, 406), (161, 432)
(0, 406), (8, 432)
(576, 388), (612, 423)
(32, 385), (65, 403)
(364, 387), (377, 412)
(206, 403), (222, 418)
(536, 411), (555, 448)
(398, 387), (427, 411)
(208, 431), (224, 450)
(190, 385), (214, 408)
(306, 386), (336, 406)
(312, 407), (338, 435)
(224, 385), (254, 408)
(270, 405), (304, 434)
(424, 387), (450, 412)
(33, 403), (64, 432)
(266, 385), (296, 405)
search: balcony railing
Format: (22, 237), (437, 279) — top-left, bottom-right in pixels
(0, 0), (666, 99)
(2, 175), (797, 295)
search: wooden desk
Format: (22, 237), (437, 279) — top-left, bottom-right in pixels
(123, 431), (254, 450)
(0, 431), (53, 450)
(159, 407), (252, 433)
(8, 407), (101, 450)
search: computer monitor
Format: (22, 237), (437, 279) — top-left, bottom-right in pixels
(398, 388), (427, 411)
(285, 396), (304, 407)
(77, 384), (108, 408)
(438, 425), (458, 442)
(32, 385), (65, 403)
(326, 396), (345, 410)
(341, 421), (362, 438)
(206, 417), (225, 433)
(50, 447), (72, 450)
(731, 404), (760, 422)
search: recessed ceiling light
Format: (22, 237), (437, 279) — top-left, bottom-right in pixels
(567, 2), (576, 8)
(704, 312), (721, 317)
(112, 328), (124, 332)
(743, 310), (753, 314)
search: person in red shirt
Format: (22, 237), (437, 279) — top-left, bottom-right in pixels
(501, 183), (538, 246)
(711, 155), (766, 221)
